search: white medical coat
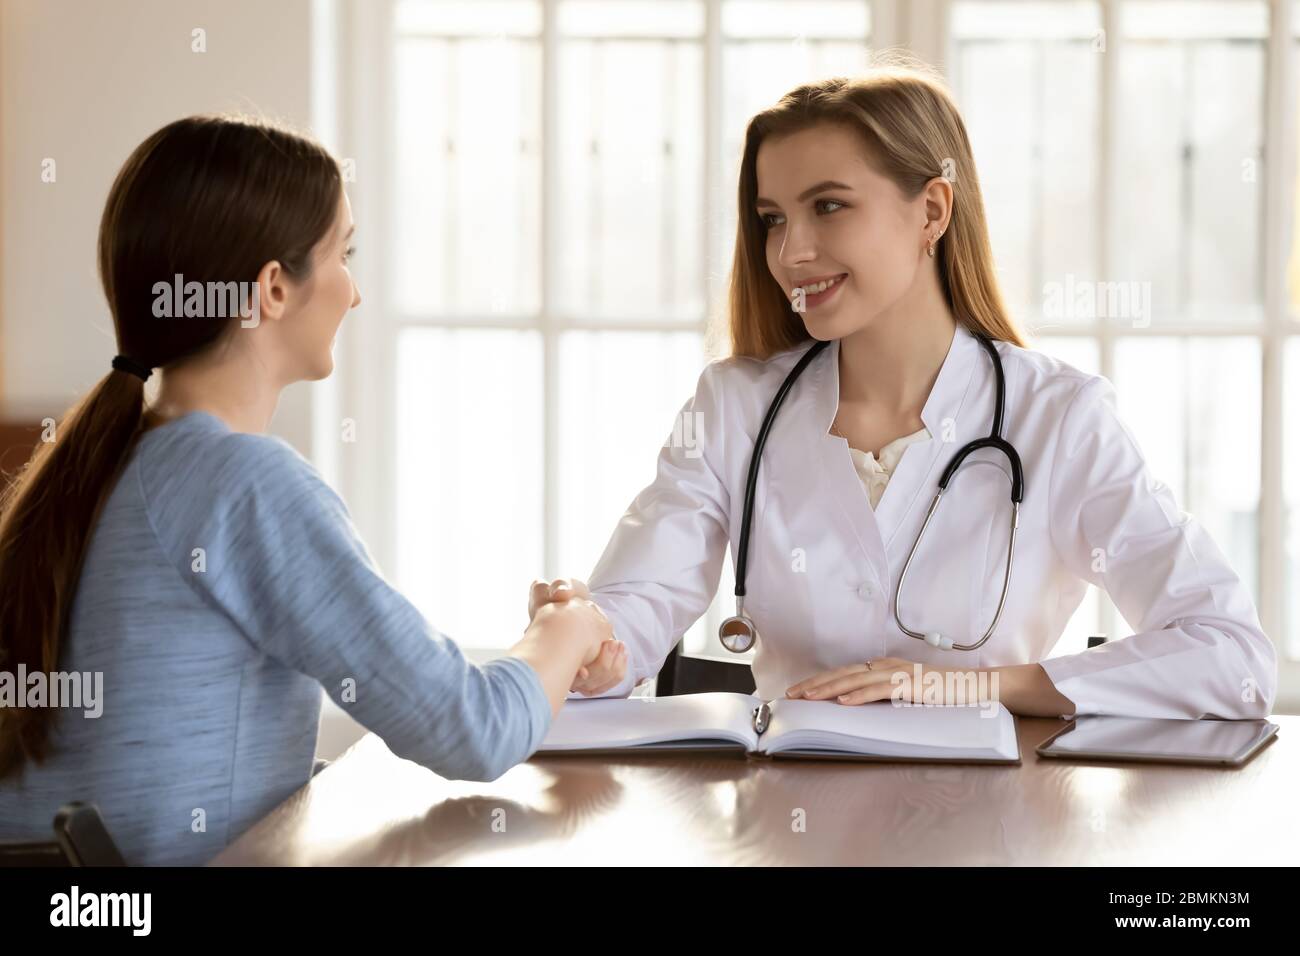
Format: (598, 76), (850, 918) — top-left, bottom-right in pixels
(585, 322), (1277, 719)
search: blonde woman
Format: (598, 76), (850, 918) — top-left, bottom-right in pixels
(547, 61), (1275, 720)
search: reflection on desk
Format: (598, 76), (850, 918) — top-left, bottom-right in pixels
(212, 715), (1296, 866)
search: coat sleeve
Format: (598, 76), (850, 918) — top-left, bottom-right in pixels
(578, 362), (734, 698)
(1037, 375), (1277, 720)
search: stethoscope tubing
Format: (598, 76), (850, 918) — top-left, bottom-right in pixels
(720, 331), (1023, 655)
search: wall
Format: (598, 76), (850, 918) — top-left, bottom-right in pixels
(0, 0), (318, 452)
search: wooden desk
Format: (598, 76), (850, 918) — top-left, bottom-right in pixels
(212, 715), (1292, 866)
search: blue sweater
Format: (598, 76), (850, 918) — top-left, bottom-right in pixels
(0, 411), (551, 865)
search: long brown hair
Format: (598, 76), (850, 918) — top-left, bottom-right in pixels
(0, 115), (342, 777)
(726, 55), (1028, 358)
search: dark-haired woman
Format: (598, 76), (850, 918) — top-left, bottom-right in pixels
(0, 115), (613, 865)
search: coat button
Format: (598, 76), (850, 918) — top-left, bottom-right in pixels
(857, 583), (873, 599)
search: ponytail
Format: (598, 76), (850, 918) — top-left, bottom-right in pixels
(0, 369), (147, 775)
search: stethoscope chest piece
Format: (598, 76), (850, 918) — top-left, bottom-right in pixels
(718, 598), (759, 654)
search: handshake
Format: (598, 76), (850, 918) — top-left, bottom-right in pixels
(527, 578), (628, 696)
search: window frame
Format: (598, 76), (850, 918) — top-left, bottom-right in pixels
(328, 0), (1299, 698)
(945, 0), (1297, 668)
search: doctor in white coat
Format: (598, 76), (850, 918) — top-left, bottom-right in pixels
(550, 65), (1276, 721)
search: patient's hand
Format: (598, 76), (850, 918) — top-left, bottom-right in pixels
(528, 577), (592, 619)
(529, 578), (628, 695)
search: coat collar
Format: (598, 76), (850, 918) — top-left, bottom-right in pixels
(808, 321), (984, 585)
(811, 321), (981, 438)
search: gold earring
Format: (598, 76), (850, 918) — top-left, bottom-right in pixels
(927, 229), (944, 257)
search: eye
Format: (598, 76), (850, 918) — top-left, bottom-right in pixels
(343, 244), (357, 262)
(758, 201), (843, 228)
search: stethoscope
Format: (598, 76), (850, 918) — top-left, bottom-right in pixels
(718, 332), (1023, 655)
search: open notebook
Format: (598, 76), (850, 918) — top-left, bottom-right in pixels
(540, 692), (1021, 764)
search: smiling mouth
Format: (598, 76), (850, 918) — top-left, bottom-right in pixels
(790, 273), (852, 310)
(795, 273), (847, 295)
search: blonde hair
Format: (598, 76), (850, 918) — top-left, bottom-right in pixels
(724, 54), (1028, 358)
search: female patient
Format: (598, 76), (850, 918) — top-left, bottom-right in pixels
(0, 115), (610, 865)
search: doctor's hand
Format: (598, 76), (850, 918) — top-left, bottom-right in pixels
(529, 578), (627, 695)
(786, 657), (998, 707)
(510, 583), (614, 717)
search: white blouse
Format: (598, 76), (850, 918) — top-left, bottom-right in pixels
(843, 426), (931, 509)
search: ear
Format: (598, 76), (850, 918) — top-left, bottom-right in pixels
(922, 175), (954, 235)
(254, 260), (290, 325)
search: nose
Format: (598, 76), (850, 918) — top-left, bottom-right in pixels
(777, 217), (816, 272)
(351, 281), (362, 308)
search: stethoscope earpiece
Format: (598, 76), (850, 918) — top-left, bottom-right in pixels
(924, 632), (954, 650)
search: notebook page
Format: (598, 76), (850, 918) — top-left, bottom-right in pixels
(540, 693), (761, 751)
(762, 699), (1017, 759)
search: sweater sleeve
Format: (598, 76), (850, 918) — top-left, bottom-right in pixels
(1038, 376), (1277, 720)
(143, 429), (551, 781)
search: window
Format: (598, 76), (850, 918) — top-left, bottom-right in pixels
(381, 0), (876, 652)
(339, 0), (1299, 679)
(951, 0), (1298, 663)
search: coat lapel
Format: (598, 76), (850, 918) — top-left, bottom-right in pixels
(810, 323), (983, 589)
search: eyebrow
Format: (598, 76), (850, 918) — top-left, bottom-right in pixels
(754, 180), (853, 209)
(343, 225), (355, 239)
